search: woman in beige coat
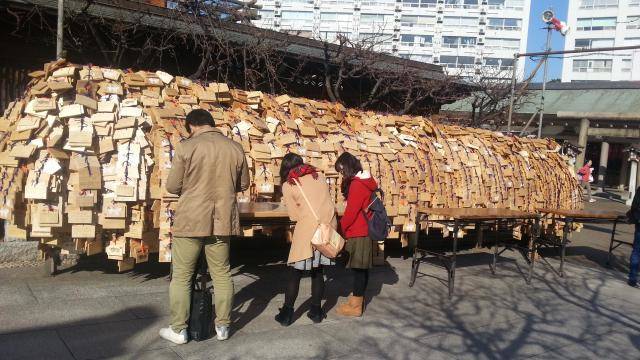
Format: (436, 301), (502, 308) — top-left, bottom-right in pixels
(276, 153), (337, 326)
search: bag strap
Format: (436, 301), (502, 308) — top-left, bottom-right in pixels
(293, 178), (320, 223)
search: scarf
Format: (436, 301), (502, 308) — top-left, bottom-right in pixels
(287, 164), (318, 185)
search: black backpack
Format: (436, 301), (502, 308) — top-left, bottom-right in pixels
(188, 249), (213, 341)
(363, 189), (391, 241)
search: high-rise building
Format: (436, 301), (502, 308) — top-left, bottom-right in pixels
(253, 0), (531, 79)
(562, 0), (640, 82)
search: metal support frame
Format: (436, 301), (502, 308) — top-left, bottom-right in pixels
(409, 214), (538, 299)
(537, 216), (623, 277)
(490, 216), (540, 284)
(607, 219), (632, 266)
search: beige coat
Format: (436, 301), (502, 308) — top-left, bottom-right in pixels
(281, 173), (337, 263)
(166, 128), (250, 237)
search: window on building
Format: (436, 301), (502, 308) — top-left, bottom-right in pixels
(401, 15), (436, 27)
(439, 55), (475, 68)
(442, 36), (477, 48)
(626, 37), (640, 45)
(409, 54), (434, 63)
(505, 0), (524, 10)
(360, 33), (393, 46)
(400, 34), (434, 46)
(401, 0), (437, 7)
(484, 37), (520, 49)
(487, 18), (522, 31)
(580, 0), (618, 9)
(361, 0), (395, 7)
(443, 16), (478, 27)
(319, 12), (353, 31)
(622, 59), (633, 72)
(485, 58), (514, 70)
(572, 59), (613, 72)
(319, 31), (350, 42)
(627, 16), (640, 30)
(576, 17), (617, 31)
(487, 0), (505, 9)
(360, 13), (394, 28)
(574, 38), (615, 49)
(280, 10), (314, 29)
(444, 0), (479, 8)
(322, 0), (354, 4)
(281, 11), (313, 20)
(258, 10), (274, 21)
(631, 0), (640, 6)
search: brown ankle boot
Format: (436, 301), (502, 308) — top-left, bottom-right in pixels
(335, 295), (354, 316)
(336, 295), (363, 317)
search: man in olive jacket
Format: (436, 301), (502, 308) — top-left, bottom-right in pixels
(159, 109), (250, 344)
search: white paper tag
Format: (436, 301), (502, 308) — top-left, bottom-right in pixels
(42, 158), (62, 175)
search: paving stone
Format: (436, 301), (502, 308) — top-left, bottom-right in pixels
(0, 283), (38, 307)
(104, 347), (182, 360)
(57, 316), (174, 360)
(0, 296), (140, 334)
(0, 330), (74, 360)
(174, 324), (353, 360)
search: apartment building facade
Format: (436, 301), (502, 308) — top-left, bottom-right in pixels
(562, 0), (640, 82)
(253, 0), (531, 79)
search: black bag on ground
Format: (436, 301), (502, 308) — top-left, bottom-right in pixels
(188, 249), (213, 341)
(364, 189), (391, 241)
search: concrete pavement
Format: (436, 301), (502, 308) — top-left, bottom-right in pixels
(0, 198), (638, 360)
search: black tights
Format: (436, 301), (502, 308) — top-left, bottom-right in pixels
(284, 266), (324, 307)
(352, 268), (369, 297)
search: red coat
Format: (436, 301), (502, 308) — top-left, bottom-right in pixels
(578, 164), (591, 182)
(340, 174), (378, 239)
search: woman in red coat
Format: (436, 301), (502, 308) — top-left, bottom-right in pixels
(578, 160), (595, 203)
(334, 152), (378, 317)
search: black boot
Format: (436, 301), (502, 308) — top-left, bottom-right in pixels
(307, 304), (325, 324)
(275, 305), (294, 326)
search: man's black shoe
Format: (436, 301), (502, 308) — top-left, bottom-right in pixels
(628, 279), (638, 288)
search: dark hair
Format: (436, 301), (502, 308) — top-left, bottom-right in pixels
(279, 153), (304, 185)
(185, 109), (215, 132)
(335, 152), (363, 198)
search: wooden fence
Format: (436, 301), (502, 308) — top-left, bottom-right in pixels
(0, 66), (29, 115)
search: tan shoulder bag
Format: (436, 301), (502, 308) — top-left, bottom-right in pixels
(294, 178), (345, 259)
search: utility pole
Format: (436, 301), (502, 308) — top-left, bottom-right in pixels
(537, 26), (552, 139)
(56, 0), (64, 59)
(506, 55), (518, 133)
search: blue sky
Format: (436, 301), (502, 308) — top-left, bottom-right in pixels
(525, 1), (569, 81)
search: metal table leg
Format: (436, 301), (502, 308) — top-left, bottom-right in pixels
(476, 221), (483, 248)
(409, 247), (420, 287)
(527, 217), (540, 284)
(491, 223), (499, 275)
(560, 218), (572, 277)
(449, 219), (459, 300)
(408, 213), (423, 287)
(606, 218), (618, 266)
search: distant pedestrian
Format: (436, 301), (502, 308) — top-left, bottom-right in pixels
(578, 160), (596, 203)
(275, 153), (337, 326)
(627, 186), (640, 288)
(334, 152), (378, 317)
(159, 109), (250, 344)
